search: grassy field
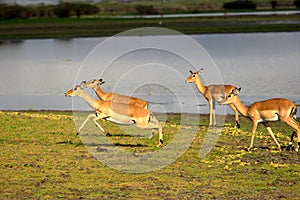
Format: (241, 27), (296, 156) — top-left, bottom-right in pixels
(1, 110), (300, 199)
(0, 14), (299, 39)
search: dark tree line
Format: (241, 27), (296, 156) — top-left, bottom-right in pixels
(0, 2), (99, 19)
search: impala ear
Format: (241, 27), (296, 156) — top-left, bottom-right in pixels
(74, 85), (82, 90)
(232, 87), (241, 95)
(99, 79), (105, 85)
(79, 81), (86, 87)
(197, 68), (204, 74)
(189, 70), (193, 74)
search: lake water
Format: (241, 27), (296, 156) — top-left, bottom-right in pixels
(0, 31), (299, 115)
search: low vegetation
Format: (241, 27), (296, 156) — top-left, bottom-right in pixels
(1, 111), (300, 199)
(0, 0), (300, 20)
(0, 14), (300, 39)
(0, 2), (99, 19)
(0, 1), (299, 39)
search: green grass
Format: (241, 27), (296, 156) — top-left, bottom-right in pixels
(0, 14), (299, 39)
(1, 111), (300, 199)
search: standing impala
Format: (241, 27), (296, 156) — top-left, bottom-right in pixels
(186, 69), (240, 128)
(83, 79), (148, 109)
(65, 85), (163, 147)
(221, 88), (300, 151)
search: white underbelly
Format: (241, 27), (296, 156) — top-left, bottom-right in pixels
(105, 111), (135, 125)
(257, 114), (279, 123)
(106, 117), (135, 125)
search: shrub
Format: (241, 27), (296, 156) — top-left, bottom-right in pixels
(294, 0), (300, 8)
(53, 3), (73, 18)
(270, 1), (278, 9)
(54, 2), (99, 18)
(38, 5), (55, 18)
(0, 3), (23, 19)
(134, 5), (159, 15)
(72, 3), (99, 18)
(223, 0), (256, 10)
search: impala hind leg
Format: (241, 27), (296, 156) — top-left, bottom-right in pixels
(263, 122), (281, 151)
(137, 123), (163, 147)
(287, 130), (297, 151)
(154, 124), (163, 147)
(212, 101), (217, 126)
(281, 117), (300, 151)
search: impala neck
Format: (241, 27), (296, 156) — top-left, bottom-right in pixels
(94, 85), (106, 100)
(78, 90), (99, 109)
(194, 76), (208, 94)
(232, 97), (249, 117)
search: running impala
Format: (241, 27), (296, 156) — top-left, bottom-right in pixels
(65, 85), (163, 147)
(221, 88), (300, 151)
(186, 69), (240, 128)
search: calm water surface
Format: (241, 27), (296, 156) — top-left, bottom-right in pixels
(0, 32), (299, 115)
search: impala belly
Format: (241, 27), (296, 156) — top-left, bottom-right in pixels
(105, 117), (134, 125)
(257, 110), (279, 122)
(108, 111), (135, 125)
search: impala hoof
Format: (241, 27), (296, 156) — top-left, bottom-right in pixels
(236, 121), (240, 129)
(157, 139), (164, 148)
(76, 132), (80, 135)
(105, 132), (111, 136)
(286, 144), (294, 151)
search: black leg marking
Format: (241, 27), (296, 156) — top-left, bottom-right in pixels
(236, 121), (240, 129)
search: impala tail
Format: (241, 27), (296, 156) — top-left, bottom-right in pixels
(291, 106), (297, 119)
(149, 112), (159, 125)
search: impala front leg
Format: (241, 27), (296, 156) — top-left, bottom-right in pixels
(148, 130), (155, 139)
(248, 121), (258, 151)
(208, 100), (214, 126)
(93, 113), (111, 136)
(229, 103), (240, 128)
(78, 113), (97, 135)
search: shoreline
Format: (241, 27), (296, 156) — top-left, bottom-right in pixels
(0, 14), (299, 39)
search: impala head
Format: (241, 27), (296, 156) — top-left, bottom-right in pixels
(85, 79), (105, 88)
(220, 87), (241, 104)
(185, 68), (204, 83)
(65, 85), (84, 97)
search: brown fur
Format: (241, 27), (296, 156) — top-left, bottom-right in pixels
(84, 79), (148, 109)
(186, 69), (240, 127)
(222, 89), (300, 151)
